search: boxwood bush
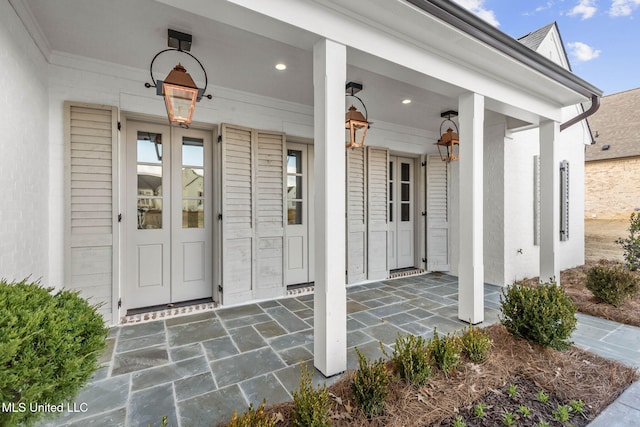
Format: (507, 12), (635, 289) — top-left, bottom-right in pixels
(0, 279), (108, 427)
(500, 282), (576, 351)
(586, 262), (639, 307)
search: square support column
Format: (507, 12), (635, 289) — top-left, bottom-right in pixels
(539, 120), (560, 284)
(313, 38), (347, 377)
(457, 92), (485, 324)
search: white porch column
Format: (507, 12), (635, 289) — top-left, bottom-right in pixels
(313, 38), (347, 377)
(457, 92), (485, 324)
(539, 120), (561, 284)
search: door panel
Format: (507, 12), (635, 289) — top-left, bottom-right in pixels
(126, 122), (171, 308)
(126, 121), (213, 310)
(388, 156), (415, 270)
(171, 128), (212, 302)
(286, 143), (309, 285)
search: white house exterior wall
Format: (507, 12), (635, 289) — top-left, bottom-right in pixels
(0, 1), (50, 283)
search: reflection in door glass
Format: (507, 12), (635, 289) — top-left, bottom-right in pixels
(137, 132), (163, 229)
(182, 137), (205, 228)
(287, 150), (303, 225)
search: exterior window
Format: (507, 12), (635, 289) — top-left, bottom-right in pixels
(287, 150), (303, 225)
(182, 137), (205, 228)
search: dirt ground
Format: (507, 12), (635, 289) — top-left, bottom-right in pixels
(255, 325), (637, 427)
(584, 218), (627, 262)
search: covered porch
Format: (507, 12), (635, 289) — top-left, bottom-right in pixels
(39, 273), (502, 426)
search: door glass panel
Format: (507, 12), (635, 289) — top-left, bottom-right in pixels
(401, 183), (410, 202)
(287, 149), (303, 225)
(137, 131), (163, 229)
(401, 203), (410, 222)
(287, 150), (302, 174)
(182, 137), (205, 228)
(401, 162), (410, 181)
(288, 201), (303, 225)
(137, 199), (162, 229)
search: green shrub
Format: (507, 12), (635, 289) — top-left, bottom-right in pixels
(460, 324), (492, 363)
(427, 329), (461, 375)
(387, 333), (432, 387)
(616, 212), (640, 271)
(226, 401), (278, 427)
(352, 347), (389, 418)
(500, 281), (577, 351)
(586, 262), (639, 307)
(0, 279), (108, 427)
(292, 365), (331, 427)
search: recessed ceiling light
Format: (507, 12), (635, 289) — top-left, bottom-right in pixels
(402, 99), (412, 104)
(275, 63), (287, 71)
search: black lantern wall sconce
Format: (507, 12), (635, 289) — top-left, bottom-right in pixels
(345, 82), (371, 149)
(435, 110), (460, 162)
(145, 29), (212, 127)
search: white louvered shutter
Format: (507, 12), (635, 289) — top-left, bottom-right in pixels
(367, 146), (389, 280)
(346, 147), (367, 283)
(426, 155), (449, 271)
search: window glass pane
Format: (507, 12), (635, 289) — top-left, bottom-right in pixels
(401, 183), (410, 202)
(183, 167), (204, 198)
(137, 132), (162, 164)
(182, 199), (204, 228)
(389, 202), (393, 222)
(137, 199), (162, 229)
(287, 201), (303, 225)
(389, 184), (393, 202)
(401, 163), (410, 182)
(401, 203), (410, 222)
(138, 165), (162, 196)
(389, 162), (393, 180)
(287, 175), (302, 199)
(182, 137), (204, 167)
(287, 150), (302, 174)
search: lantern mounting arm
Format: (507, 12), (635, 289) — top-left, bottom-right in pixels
(439, 110), (458, 135)
(346, 94), (370, 127)
(144, 48), (212, 101)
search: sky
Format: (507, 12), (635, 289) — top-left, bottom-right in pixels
(452, 0), (640, 96)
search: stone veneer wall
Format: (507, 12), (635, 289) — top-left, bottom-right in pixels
(585, 156), (640, 219)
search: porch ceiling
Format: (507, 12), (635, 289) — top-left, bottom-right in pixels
(20, 0), (475, 135)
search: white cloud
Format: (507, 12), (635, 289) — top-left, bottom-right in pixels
(567, 41), (602, 61)
(452, 0), (500, 26)
(568, 0), (598, 19)
(609, 0), (640, 16)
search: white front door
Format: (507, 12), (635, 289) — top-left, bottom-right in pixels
(286, 143), (309, 285)
(125, 121), (213, 310)
(388, 156), (415, 270)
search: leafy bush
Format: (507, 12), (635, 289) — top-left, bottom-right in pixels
(616, 212), (640, 271)
(387, 333), (431, 387)
(0, 279), (108, 427)
(586, 262), (639, 307)
(227, 401), (278, 427)
(500, 282), (577, 351)
(352, 347), (389, 418)
(427, 329), (461, 375)
(292, 365), (331, 427)
(460, 324), (492, 363)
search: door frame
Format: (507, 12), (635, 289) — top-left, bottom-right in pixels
(119, 113), (218, 314)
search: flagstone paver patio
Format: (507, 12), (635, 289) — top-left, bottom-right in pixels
(36, 273), (640, 427)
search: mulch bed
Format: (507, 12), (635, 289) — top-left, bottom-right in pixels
(521, 260), (640, 328)
(253, 324), (637, 427)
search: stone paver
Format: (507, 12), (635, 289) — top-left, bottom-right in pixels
(36, 273), (640, 427)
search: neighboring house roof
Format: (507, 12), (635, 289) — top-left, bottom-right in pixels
(586, 87), (640, 161)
